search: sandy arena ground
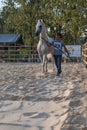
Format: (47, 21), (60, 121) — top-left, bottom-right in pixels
(0, 62), (87, 130)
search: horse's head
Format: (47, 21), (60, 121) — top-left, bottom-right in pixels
(35, 19), (45, 36)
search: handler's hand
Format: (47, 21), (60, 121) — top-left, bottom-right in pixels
(67, 52), (70, 57)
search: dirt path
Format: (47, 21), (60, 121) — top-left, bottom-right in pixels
(0, 63), (87, 130)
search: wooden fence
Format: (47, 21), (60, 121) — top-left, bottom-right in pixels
(0, 45), (82, 63)
(82, 42), (87, 67)
(0, 45), (40, 62)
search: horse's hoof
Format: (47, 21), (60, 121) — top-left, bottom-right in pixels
(46, 70), (48, 73)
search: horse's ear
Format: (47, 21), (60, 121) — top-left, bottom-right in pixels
(38, 19), (41, 22)
(39, 19), (43, 21)
(43, 19), (45, 23)
(41, 19), (45, 23)
(40, 19), (45, 23)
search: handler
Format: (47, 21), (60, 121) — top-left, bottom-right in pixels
(45, 32), (69, 76)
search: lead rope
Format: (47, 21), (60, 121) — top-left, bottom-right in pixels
(41, 36), (72, 62)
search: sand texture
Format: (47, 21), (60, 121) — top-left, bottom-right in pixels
(0, 63), (87, 130)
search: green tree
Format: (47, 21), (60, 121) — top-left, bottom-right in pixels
(0, 0), (87, 45)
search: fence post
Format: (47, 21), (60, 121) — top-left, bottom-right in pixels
(82, 42), (87, 68)
(0, 45), (40, 62)
(8, 46), (11, 61)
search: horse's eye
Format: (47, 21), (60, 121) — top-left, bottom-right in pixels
(39, 25), (42, 28)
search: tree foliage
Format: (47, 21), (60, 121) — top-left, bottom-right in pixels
(0, 0), (87, 45)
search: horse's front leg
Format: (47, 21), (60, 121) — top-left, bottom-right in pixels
(42, 62), (45, 73)
(43, 55), (48, 73)
(38, 53), (44, 73)
(43, 55), (46, 73)
(45, 57), (48, 73)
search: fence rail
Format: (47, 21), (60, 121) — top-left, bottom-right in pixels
(0, 45), (81, 63)
(0, 45), (40, 62)
(82, 42), (87, 67)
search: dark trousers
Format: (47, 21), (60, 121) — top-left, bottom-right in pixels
(53, 55), (62, 73)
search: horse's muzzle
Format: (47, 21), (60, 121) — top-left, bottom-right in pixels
(35, 32), (38, 36)
(35, 29), (41, 36)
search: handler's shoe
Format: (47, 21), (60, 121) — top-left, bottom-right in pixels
(56, 73), (59, 76)
(59, 71), (62, 74)
(56, 71), (62, 76)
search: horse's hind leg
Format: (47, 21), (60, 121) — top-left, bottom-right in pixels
(51, 54), (55, 72)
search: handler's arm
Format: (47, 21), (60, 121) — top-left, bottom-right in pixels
(46, 41), (52, 47)
(63, 45), (70, 57)
(41, 37), (53, 47)
(64, 45), (68, 53)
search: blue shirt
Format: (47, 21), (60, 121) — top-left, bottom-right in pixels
(52, 40), (64, 55)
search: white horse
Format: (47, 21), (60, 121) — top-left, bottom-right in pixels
(35, 19), (54, 73)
